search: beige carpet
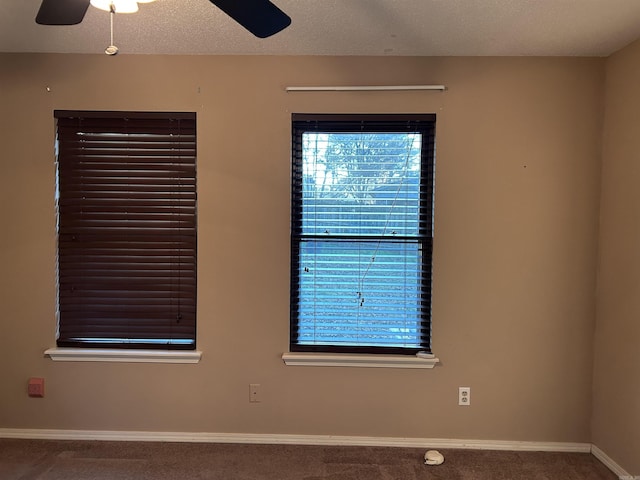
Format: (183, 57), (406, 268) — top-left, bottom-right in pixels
(0, 439), (618, 480)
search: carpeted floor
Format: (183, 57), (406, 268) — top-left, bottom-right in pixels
(0, 439), (619, 480)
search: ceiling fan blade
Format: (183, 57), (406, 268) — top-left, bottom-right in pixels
(209, 0), (291, 38)
(36, 0), (90, 25)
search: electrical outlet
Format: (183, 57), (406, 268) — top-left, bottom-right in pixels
(249, 383), (261, 403)
(458, 386), (470, 406)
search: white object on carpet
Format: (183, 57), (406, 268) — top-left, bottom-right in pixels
(424, 449), (445, 465)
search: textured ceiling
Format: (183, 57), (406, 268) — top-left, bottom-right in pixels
(2, 0), (640, 57)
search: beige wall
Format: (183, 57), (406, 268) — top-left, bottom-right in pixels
(593, 38), (640, 475)
(0, 54), (603, 443)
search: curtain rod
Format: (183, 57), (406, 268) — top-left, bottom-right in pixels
(285, 85), (446, 92)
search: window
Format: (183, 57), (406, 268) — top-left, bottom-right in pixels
(290, 114), (435, 355)
(54, 111), (197, 350)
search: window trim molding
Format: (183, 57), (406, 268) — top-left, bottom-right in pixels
(44, 348), (202, 364)
(282, 352), (439, 369)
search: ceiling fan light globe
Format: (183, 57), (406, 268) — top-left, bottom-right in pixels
(90, 0), (139, 13)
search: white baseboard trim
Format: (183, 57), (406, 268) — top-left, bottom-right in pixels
(0, 428), (590, 453)
(591, 444), (634, 479)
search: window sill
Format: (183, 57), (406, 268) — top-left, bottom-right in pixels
(44, 348), (202, 364)
(281, 352), (439, 369)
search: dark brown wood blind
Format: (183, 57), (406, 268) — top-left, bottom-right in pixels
(290, 114), (435, 355)
(54, 111), (197, 349)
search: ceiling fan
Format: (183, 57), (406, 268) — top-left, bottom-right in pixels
(35, 0), (291, 38)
